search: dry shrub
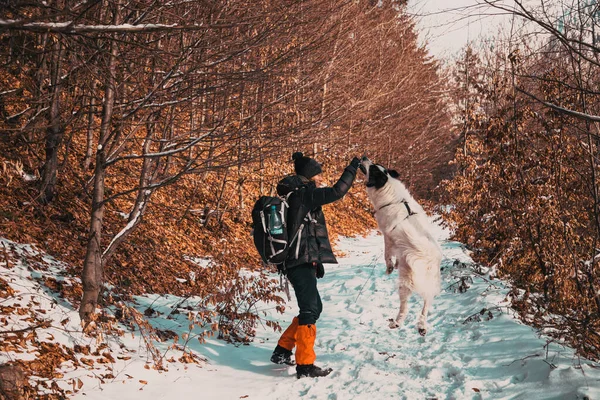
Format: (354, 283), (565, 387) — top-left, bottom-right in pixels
(441, 42), (600, 360)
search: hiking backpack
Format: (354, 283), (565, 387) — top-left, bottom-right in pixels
(251, 188), (309, 269)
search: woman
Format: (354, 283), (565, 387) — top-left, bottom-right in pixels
(270, 151), (361, 379)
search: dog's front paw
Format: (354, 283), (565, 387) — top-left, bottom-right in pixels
(388, 319), (400, 329)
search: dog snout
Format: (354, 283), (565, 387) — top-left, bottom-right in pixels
(359, 156), (370, 174)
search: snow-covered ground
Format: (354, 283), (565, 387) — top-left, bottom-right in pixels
(2, 220), (600, 399)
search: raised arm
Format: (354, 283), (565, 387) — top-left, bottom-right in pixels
(304, 158), (360, 208)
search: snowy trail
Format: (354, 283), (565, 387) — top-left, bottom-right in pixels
(68, 222), (600, 400)
(243, 228), (599, 400)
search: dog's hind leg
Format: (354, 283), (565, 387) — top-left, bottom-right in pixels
(389, 286), (411, 329)
(384, 236), (394, 275)
(417, 297), (432, 336)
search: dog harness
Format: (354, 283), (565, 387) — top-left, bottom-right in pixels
(375, 200), (416, 219)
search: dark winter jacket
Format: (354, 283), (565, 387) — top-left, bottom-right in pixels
(276, 163), (358, 269)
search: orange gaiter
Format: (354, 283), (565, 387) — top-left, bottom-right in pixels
(295, 324), (316, 365)
(277, 317), (299, 351)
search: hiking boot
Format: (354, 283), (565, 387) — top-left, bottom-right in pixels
(270, 345), (295, 365)
(296, 364), (333, 379)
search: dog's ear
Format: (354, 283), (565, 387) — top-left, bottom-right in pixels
(389, 169), (400, 178)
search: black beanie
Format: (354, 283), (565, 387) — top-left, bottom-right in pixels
(292, 152), (322, 179)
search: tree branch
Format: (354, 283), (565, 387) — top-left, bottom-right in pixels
(0, 20), (247, 33)
(516, 86), (600, 123)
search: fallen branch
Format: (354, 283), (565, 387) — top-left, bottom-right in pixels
(503, 353), (541, 367)
(0, 321), (50, 335)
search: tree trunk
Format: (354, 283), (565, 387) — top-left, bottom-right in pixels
(79, 16), (118, 322)
(259, 147), (264, 195)
(237, 82), (245, 209)
(28, 32), (49, 143)
(39, 38), (63, 204)
(83, 80), (97, 170)
(79, 151), (106, 322)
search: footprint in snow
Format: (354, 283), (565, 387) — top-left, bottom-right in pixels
(346, 303), (363, 314)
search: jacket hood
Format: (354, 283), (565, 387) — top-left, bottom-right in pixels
(276, 175), (313, 196)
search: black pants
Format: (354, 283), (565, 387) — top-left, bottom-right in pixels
(286, 263), (322, 325)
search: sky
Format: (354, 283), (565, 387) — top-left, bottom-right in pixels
(407, 0), (515, 60)
(3, 217), (600, 399)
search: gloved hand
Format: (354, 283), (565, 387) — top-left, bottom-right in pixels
(349, 157), (361, 171)
(315, 263), (325, 279)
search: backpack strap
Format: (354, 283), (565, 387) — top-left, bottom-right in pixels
(259, 210), (267, 233)
(280, 273), (291, 301)
(268, 236), (288, 262)
(266, 191), (296, 262)
(290, 221), (305, 260)
(288, 187), (317, 260)
(280, 191), (294, 227)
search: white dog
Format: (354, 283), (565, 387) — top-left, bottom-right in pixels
(360, 157), (441, 335)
